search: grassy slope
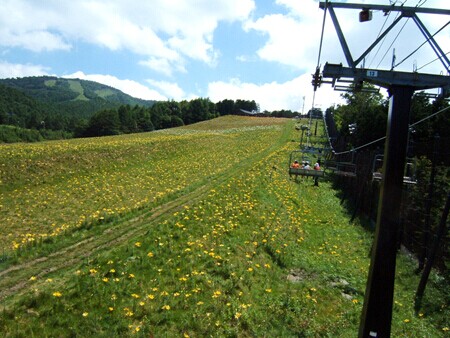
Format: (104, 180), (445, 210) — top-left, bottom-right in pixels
(0, 116), (447, 337)
(68, 80), (89, 101)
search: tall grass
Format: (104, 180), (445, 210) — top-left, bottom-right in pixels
(0, 116), (447, 337)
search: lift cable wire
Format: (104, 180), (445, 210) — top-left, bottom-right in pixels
(393, 20), (450, 69)
(368, 9), (396, 68)
(316, 0), (328, 69)
(329, 104), (450, 156)
(417, 0), (428, 6)
(377, 17), (411, 69)
(410, 104), (450, 128)
(417, 50), (450, 72)
(308, 0), (328, 147)
(375, 0), (429, 70)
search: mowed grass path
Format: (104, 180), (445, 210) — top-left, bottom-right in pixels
(0, 116), (447, 337)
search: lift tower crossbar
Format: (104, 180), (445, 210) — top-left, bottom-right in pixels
(319, 2), (450, 73)
(317, 2), (450, 337)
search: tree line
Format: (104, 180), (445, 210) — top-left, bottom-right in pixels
(0, 85), (266, 142)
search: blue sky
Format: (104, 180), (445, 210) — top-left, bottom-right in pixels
(0, 0), (448, 112)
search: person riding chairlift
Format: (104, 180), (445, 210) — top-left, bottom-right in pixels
(313, 160), (321, 186)
(291, 160), (300, 169)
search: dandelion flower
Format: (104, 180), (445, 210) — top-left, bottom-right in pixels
(52, 291), (62, 297)
(82, 312), (89, 317)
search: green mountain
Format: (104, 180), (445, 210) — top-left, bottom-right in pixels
(0, 76), (156, 120)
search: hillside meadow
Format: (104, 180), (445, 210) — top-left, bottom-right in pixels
(0, 116), (448, 337)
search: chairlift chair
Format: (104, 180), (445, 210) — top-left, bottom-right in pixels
(288, 150), (325, 179)
(301, 145), (329, 156)
(324, 160), (357, 178)
(323, 150), (357, 178)
(371, 154), (417, 184)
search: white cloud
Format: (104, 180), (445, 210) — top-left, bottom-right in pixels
(0, 60), (51, 78)
(146, 79), (186, 99)
(0, 0), (255, 76)
(242, 0), (345, 72)
(64, 71), (167, 101)
(207, 75), (344, 112)
(0, 30), (71, 52)
(139, 58), (185, 77)
(0, 0), (72, 52)
(244, 0), (449, 75)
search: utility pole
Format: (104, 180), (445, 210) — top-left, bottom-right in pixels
(302, 96), (306, 116)
(316, 2), (450, 337)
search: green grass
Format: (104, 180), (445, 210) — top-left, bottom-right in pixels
(0, 116), (448, 337)
(44, 79), (56, 87)
(68, 79), (89, 101)
(95, 88), (115, 98)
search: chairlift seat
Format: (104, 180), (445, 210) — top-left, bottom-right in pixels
(372, 172), (417, 185)
(289, 168), (325, 178)
(325, 160), (357, 178)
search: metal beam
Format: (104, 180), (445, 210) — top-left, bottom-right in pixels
(322, 63), (450, 92)
(412, 14), (450, 72)
(319, 2), (450, 15)
(320, 1), (450, 70)
(358, 85), (414, 338)
(328, 6), (355, 68)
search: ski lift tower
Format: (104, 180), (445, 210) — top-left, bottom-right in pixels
(315, 2), (450, 337)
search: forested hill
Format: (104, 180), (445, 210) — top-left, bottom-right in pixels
(0, 76), (270, 143)
(0, 76), (155, 120)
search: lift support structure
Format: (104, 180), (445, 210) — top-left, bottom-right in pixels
(317, 2), (450, 337)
